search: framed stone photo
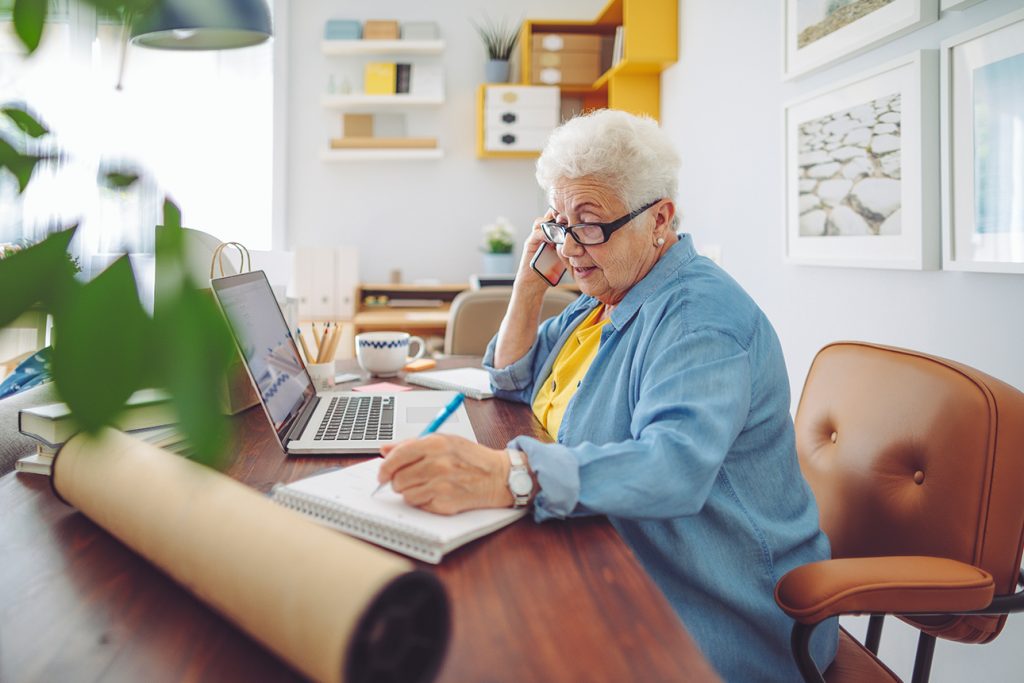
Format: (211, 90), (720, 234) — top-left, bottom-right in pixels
(784, 51), (940, 269)
(784, 0), (938, 79)
(941, 8), (1024, 274)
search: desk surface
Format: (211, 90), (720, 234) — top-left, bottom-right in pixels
(0, 359), (720, 683)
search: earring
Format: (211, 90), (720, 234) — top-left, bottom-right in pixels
(655, 237), (665, 246)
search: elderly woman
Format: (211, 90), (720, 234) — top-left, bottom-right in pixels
(379, 110), (837, 680)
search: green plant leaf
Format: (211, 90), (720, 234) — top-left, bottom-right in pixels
(1, 105), (48, 138)
(153, 284), (235, 467)
(12, 0), (47, 54)
(0, 226), (77, 329)
(49, 256), (150, 434)
(102, 171), (140, 189)
(0, 136), (44, 193)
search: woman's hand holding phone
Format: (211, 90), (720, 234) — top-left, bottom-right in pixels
(518, 209), (566, 288)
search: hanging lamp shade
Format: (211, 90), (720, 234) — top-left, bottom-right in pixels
(130, 0), (272, 50)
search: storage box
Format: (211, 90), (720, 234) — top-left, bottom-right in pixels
(532, 33), (602, 53)
(363, 20), (400, 40)
(531, 52), (602, 86)
(482, 85), (559, 153)
(343, 114), (374, 138)
(324, 19), (361, 40)
(401, 21), (439, 40)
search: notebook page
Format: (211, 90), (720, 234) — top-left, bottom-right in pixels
(283, 459), (523, 545)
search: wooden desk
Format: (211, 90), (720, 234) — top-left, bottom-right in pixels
(0, 359), (720, 683)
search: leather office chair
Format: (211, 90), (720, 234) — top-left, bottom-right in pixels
(444, 286), (578, 356)
(774, 341), (1024, 683)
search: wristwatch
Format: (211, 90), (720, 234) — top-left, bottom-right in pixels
(506, 449), (534, 508)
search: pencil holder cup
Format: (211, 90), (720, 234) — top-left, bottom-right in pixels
(356, 332), (426, 377)
(307, 362), (336, 392)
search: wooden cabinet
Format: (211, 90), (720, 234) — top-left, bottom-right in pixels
(476, 85), (560, 159)
(520, 0), (677, 120)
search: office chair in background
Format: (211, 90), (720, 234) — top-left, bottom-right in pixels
(775, 341), (1024, 683)
(444, 286), (578, 356)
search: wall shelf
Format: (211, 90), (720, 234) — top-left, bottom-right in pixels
(320, 149), (444, 162)
(321, 94), (444, 110)
(321, 40), (445, 56)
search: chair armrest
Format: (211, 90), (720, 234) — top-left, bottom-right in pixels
(775, 556), (994, 624)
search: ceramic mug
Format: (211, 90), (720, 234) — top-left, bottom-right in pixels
(355, 331), (426, 377)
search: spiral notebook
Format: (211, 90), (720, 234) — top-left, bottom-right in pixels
(271, 459), (525, 564)
(404, 368), (494, 400)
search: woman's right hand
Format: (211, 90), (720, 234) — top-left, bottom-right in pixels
(514, 209), (557, 290)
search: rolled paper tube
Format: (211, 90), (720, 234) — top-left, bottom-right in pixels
(51, 429), (450, 683)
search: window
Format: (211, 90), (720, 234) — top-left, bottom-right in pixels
(0, 1), (273, 282)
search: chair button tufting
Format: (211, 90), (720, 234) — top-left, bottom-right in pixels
(914, 470), (925, 485)
(830, 431), (838, 443)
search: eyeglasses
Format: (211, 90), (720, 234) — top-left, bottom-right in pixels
(539, 199), (661, 246)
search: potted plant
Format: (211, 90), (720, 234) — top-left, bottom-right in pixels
(480, 217), (516, 274)
(471, 15), (521, 83)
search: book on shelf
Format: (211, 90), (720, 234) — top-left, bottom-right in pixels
(271, 459), (525, 564)
(409, 64), (444, 97)
(395, 63), (412, 94)
(364, 62), (397, 95)
(17, 388), (176, 449)
(329, 137), (438, 150)
(611, 26), (624, 67)
(404, 368), (494, 400)
(15, 424), (188, 476)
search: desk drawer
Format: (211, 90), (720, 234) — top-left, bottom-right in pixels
(484, 85), (559, 109)
(484, 107), (559, 130)
(484, 127), (554, 152)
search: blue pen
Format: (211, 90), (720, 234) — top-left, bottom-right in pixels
(373, 393), (466, 496)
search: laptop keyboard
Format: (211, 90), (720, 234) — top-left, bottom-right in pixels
(314, 395), (395, 441)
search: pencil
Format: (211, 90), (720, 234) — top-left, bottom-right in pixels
(324, 323), (343, 362)
(318, 322), (330, 359)
(311, 322), (321, 353)
(295, 328), (313, 365)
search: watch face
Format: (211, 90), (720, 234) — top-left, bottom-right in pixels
(509, 470), (533, 496)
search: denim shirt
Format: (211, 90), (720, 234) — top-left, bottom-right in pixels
(483, 234), (837, 681)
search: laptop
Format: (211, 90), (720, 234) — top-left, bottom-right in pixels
(210, 271), (477, 455)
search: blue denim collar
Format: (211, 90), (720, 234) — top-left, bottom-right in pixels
(607, 233), (697, 331)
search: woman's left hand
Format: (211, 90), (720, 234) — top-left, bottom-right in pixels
(378, 435), (513, 515)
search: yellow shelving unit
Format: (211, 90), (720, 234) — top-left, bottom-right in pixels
(519, 0), (677, 119)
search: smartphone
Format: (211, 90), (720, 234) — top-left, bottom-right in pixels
(530, 242), (566, 287)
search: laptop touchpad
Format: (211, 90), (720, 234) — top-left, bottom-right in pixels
(406, 407), (460, 423)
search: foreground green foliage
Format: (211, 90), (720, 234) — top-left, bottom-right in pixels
(0, 65), (234, 466)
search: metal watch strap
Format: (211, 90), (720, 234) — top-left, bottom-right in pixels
(506, 449), (532, 508)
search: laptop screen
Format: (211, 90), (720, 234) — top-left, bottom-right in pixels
(211, 271), (315, 444)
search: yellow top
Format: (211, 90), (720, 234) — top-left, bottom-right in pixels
(532, 305), (611, 438)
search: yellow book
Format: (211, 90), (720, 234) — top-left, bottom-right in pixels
(364, 62), (396, 95)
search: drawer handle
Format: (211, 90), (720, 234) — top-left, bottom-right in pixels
(501, 112), (517, 124)
(501, 133), (516, 145)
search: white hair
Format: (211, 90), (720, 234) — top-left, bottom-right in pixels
(535, 109), (680, 211)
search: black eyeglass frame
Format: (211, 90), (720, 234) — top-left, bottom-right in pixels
(539, 198), (662, 246)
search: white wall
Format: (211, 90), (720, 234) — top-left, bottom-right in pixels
(662, 1), (1024, 680)
(285, 0), (601, 282)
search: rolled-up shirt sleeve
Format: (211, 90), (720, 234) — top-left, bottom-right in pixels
(513, 329), (752, 522)
(482, 299), (586, 404)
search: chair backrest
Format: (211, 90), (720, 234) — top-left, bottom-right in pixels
(444, 287), (578, 356)
(794, 341), (1024, 644)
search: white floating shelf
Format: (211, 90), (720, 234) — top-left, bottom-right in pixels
(320, 148), (445, 162)
(321, 94), (445, 110)
(321, 40), (445, 56)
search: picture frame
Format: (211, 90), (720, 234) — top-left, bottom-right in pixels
(941, 8), (1024, 273)
(783, 0), (938, 79)
(784, 50), (939, 269)
(940, 0), (985, 11)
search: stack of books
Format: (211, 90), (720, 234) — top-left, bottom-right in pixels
(14, 389), (190, 476)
